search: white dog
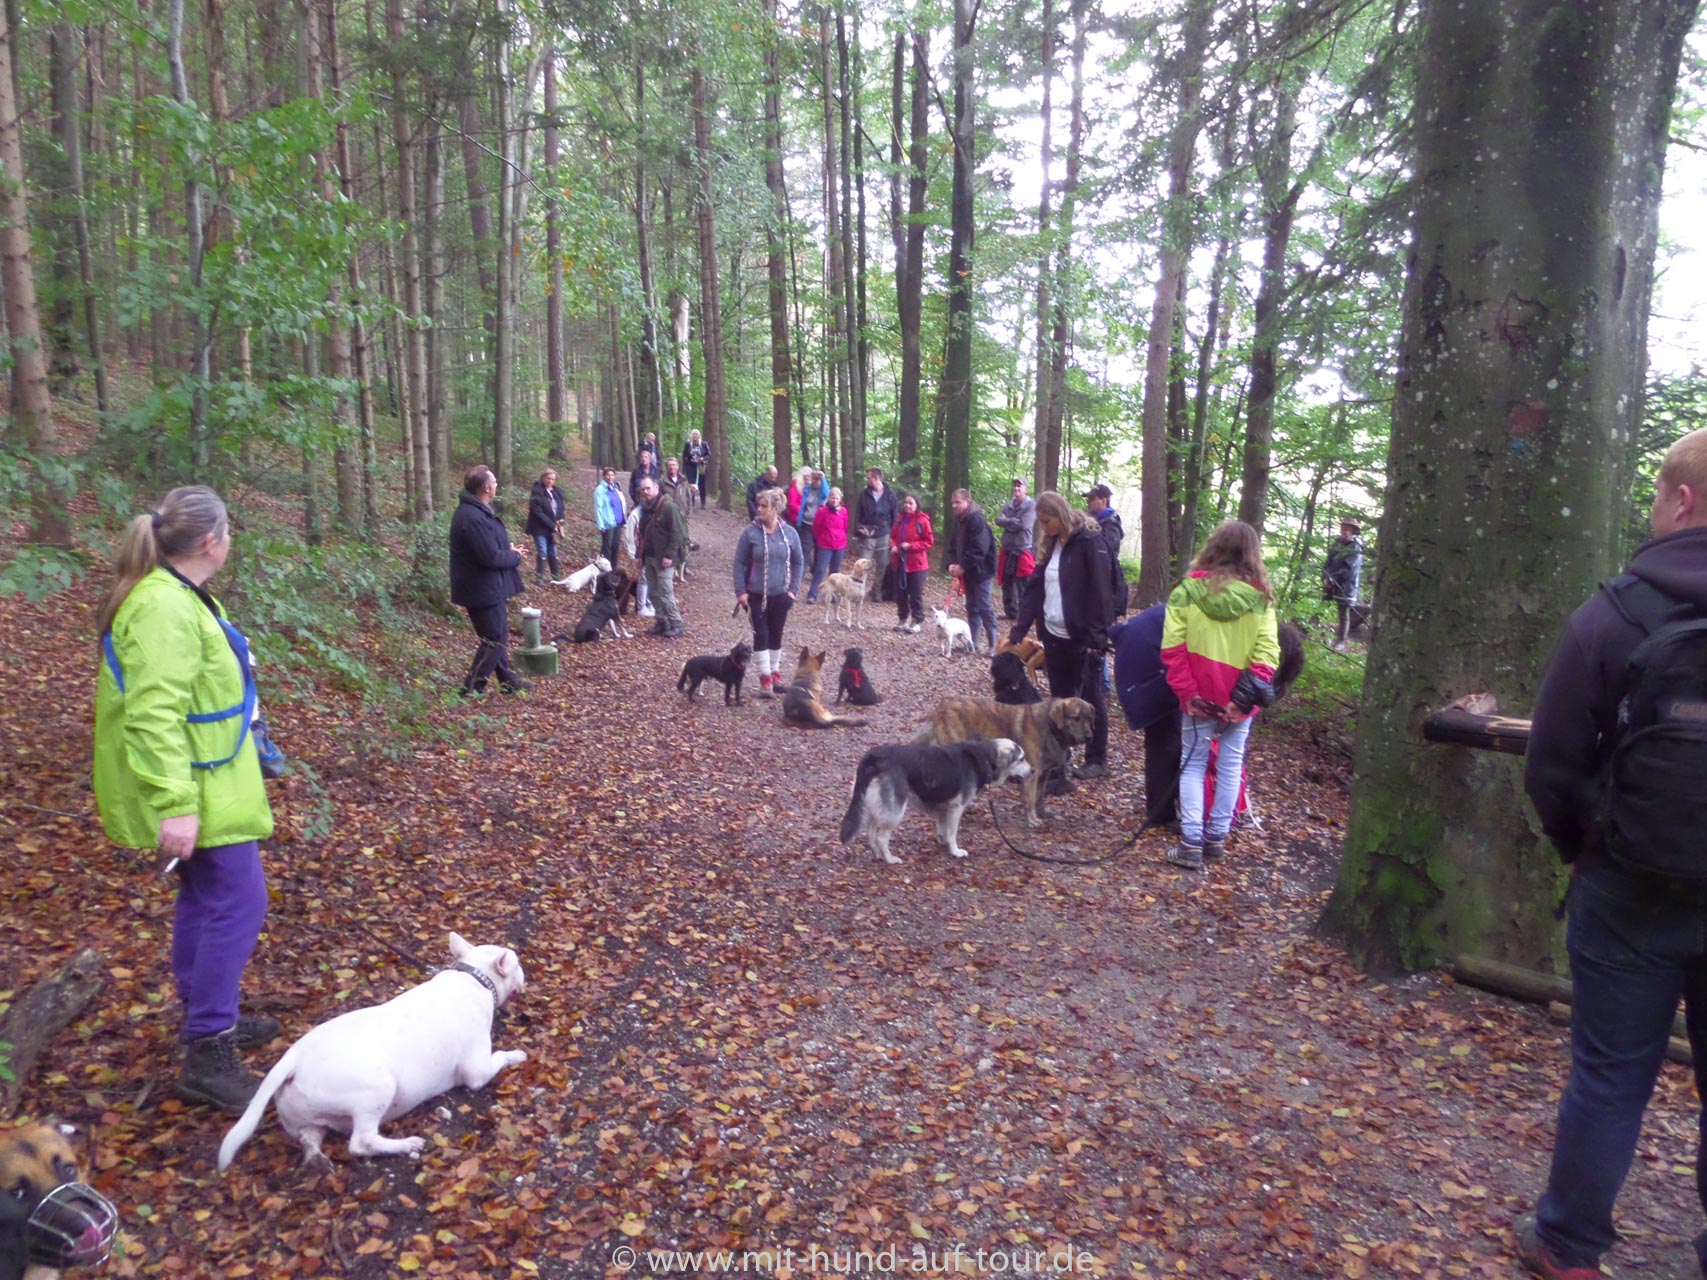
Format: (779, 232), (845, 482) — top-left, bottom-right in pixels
(822, 557), (873, 629)
(218, 933), (527, 1171)
(552, 556), (612, 592)
(933, 606), (975, 659)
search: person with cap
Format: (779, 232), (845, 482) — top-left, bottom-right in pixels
(1085, 483), (1130, 621)
(1321, 517), (1366, 651)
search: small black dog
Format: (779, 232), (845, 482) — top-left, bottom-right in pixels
(679, 641), (753, 705)
(836, 648), (882, 706)
(990, 651), (1042, 705)
(570, 571), (634, 642)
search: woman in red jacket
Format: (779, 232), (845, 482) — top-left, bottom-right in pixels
(889, 493), (934, 632)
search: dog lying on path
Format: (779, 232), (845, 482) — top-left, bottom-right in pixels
(782, 648), (868, 729)
(219, 933), (526, 1171)
(914, 696), (1095, 827)
(840, 738), (1030, 864)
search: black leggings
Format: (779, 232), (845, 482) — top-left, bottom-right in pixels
(751, 593), (793, 654)
(897, 569), (927, 625)
(1041, 633), (1110, 766)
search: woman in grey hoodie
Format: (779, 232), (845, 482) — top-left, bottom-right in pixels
(733, 487), (806, 698)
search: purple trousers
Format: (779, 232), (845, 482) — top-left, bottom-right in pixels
(172, 841), (268, 1041)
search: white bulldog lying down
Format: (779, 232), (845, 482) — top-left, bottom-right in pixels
(219, 933), (527, 1171)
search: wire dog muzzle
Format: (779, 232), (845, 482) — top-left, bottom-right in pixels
(26, 1181), (118, 1269)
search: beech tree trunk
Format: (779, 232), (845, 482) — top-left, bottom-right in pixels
(167, 0), (210, 464)
(1136, 0), (1211, 607)
(1322, 0), (1700, 974)
(1031, 0), (1056, 491)
(0, 0), (54, 494)
(1043, 0), (1088, 490)
(388, 0), (431, 519)
(693, 66), (728, 511)
(763, 0), (794, 480)
(544, 46), (567, 452)
(938, 0), (977, 512)
(895, 34), (927, 490)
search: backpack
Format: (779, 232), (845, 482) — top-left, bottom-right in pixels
(1599, 574), (1707, 882)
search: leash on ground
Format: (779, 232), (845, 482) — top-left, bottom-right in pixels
(986, 789), (1155, 865)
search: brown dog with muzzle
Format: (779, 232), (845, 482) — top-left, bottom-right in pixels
(0, 1124), (117, 1280)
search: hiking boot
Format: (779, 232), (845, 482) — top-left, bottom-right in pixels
(1073, 761), (1107, 780)
(233, 1014), (282, 1048)
(1202, 838), (1226, 861)
(176, 1030), (261, 1112)
(1166, 843), (1204, 871)
(663, 623), (685, 638)
(1514, 1215), (1599, 1280)
(457, 683), (486, 699)
(499, 679), (532, 695)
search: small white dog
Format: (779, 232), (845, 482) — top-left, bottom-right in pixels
(218, 933), (527, 1171)
(933, 606), (975, 659)
(553, 556), (612, 592)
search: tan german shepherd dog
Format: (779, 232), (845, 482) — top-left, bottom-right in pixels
(781, 648), (868, 729)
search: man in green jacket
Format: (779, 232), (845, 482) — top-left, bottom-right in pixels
(637, 477), (685, 638)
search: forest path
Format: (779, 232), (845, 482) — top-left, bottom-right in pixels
(1, 473), (1702, 1277)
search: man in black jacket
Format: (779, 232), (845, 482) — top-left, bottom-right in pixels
(746, 465), (780, 520)
(854, 468), (899, 602)
(1322, 518), (1365, 651)
(525, 468), (567, 583)
(448, 466), (529, 696)
(1085, 483), (1129, 619)
(947, 488), (998, 655)
(1518, 427), (1707, 1280)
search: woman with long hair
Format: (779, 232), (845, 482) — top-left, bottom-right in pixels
(733, 487), (805, 697)
(1159, 519), (1281, 869)
(93, 486), (277, 1111)
(1010, 491), (1113, 775)
(890, 492), (935, 632)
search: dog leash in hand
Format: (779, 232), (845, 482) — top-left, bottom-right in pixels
(986, 790), (1154, 865)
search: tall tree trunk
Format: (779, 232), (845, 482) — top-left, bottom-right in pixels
(204, 0), (249, 390)
(1135, 0), (1211, 608)
(1043, 0), (1088, 486)
(896, 32), (927, 490)
(1323, 0), (1700, 973)
(424, 113), (451, 498)
(544, 45), (567, 454)
(387, 0), (430, 517)
(51, 23), (107, 413)
(693, 65), (729, 512)
(493, 31), (514, 485)
(1237, 75), (1300, 534)
(456, 81), (499, 411)
(819, 10), (849, 487)
(763, 0), (793, 479)
(938, 0), (976, 513)
(167, 0), (210, 463)
(632, 60), (661, 441)
(45, 26), (83, 400)
(1030, 0), (1055, 491)
(836, 5), (863, 481)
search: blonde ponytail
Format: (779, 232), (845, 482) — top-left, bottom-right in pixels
(97, 486), (229, 635)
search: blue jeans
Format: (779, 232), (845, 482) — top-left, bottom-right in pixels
(532, 532), (558, 578)
(1177, 712), (1253, 846)
(808, 545), (843, 601)
(1536, 864), (1707, 1271)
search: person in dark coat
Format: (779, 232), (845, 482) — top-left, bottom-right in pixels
(995, 478), (1037, 619)
(1518, 427), (1707, 1279)
(1322, 517), (1365, 650)
(947, 489), (999, 655)
(747, 465), (780, 520)
(630, 450), (661, 505)
(1085, 483), (1129, 618)
(448, 466), (528, 696)
(854, 468), (899, 602)
(1111, 604), (1179, 826)
(637, 477), (687, 638)
(525, 468), (567, 583)
(684, 430), (712, 507)
(1011, 491), (1112, 777)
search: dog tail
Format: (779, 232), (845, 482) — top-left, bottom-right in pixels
(217, 1037), (305, 1172)
(676, 664), (689, 692)
(839, 755), (879, 844)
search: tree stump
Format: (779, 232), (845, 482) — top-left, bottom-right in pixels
(0, 948), (104, 1118)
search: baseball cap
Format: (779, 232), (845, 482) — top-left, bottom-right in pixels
(1083, 483), (1113, 501)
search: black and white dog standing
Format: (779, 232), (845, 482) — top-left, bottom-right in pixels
(838, 738), (1030, 865)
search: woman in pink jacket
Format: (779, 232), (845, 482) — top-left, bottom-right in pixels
(807, 487), (850, 604)
(889, 493), (934, 632)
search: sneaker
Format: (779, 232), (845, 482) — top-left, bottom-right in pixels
(233, 1014), (282, 1048)
(1166, 843), (1205, 871)
(906, 622), (922, 634)
(639, 605), (657, 618)
(1202, 839), (1226, 861)
(757, 675), (776, 700)
(1514, 1215), (1599, 1280)
(175, 1029), (261, 1112)
(894, 622), (910, 633)
(499, 679), (532, 695)
(1073, 761), (1107, 780)
(690, 542), (700, 552)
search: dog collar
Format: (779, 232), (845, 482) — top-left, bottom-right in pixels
(445, 961), (500, 1014)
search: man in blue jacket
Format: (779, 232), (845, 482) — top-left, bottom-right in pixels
(1110, 604), (1179, 828)
(448, 466), (529, 696)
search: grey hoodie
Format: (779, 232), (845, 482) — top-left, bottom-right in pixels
(733, 520), (805, 599)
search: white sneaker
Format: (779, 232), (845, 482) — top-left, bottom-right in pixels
(906, 622), (921, 634)
(639, 605), (656, 618)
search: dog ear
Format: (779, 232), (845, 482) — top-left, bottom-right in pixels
(798, 645), (810, 663)
(448, 931), (471, 958)
(495, 950), (514, 977)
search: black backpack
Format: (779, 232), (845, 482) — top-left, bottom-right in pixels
(1599, 574), (1707, 882)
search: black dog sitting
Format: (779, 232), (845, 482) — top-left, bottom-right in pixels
(570, 571), (634, 642)
(990, 651), (1041, 705)
(678, 641), (753, 705)
(836, 648), (882, 706)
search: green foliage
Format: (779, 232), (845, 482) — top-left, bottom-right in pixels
(1273, 641), (1366, 728)
(0, 545), (89, 602)
(0, 1039), (14, 1085)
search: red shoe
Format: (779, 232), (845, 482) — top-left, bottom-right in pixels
(1515, 1216), (1600, 1280)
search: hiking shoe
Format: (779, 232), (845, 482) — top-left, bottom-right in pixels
(906, 622), (922, 634)
(894, 622), (911, 633)
(756, 675), (776, 700)
(1514, 1215), (1599, 1280)
(176, 1030), (261, 1112)
(1166, 843), (1205, 871)
(233, 1014), (282, 1048)
(663, 623), (685, 638)
(1202, 839), (1226, 861)
(1073, 761), (1107, 780)
(457, 683), (486, 699)
(499, 679), (532, 695)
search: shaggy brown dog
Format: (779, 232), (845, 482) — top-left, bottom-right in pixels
(913, 696), (1095, 826)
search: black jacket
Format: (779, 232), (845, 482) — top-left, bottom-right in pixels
(525, 481), (566, 537)
(630, 459), (661, 504)
(746, 474), (776, 520)
(1526, 525), (1707, 861)
(640, 494), (687, 563)
(854, 485), (899, 540)
(449, 492), (524, 609)
(1012, 525), (1113, 651)
(1094, 508), (1130, 617)
(949, 506), (997, 581)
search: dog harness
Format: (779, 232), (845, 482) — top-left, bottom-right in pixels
(101, 616), (258, 772)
